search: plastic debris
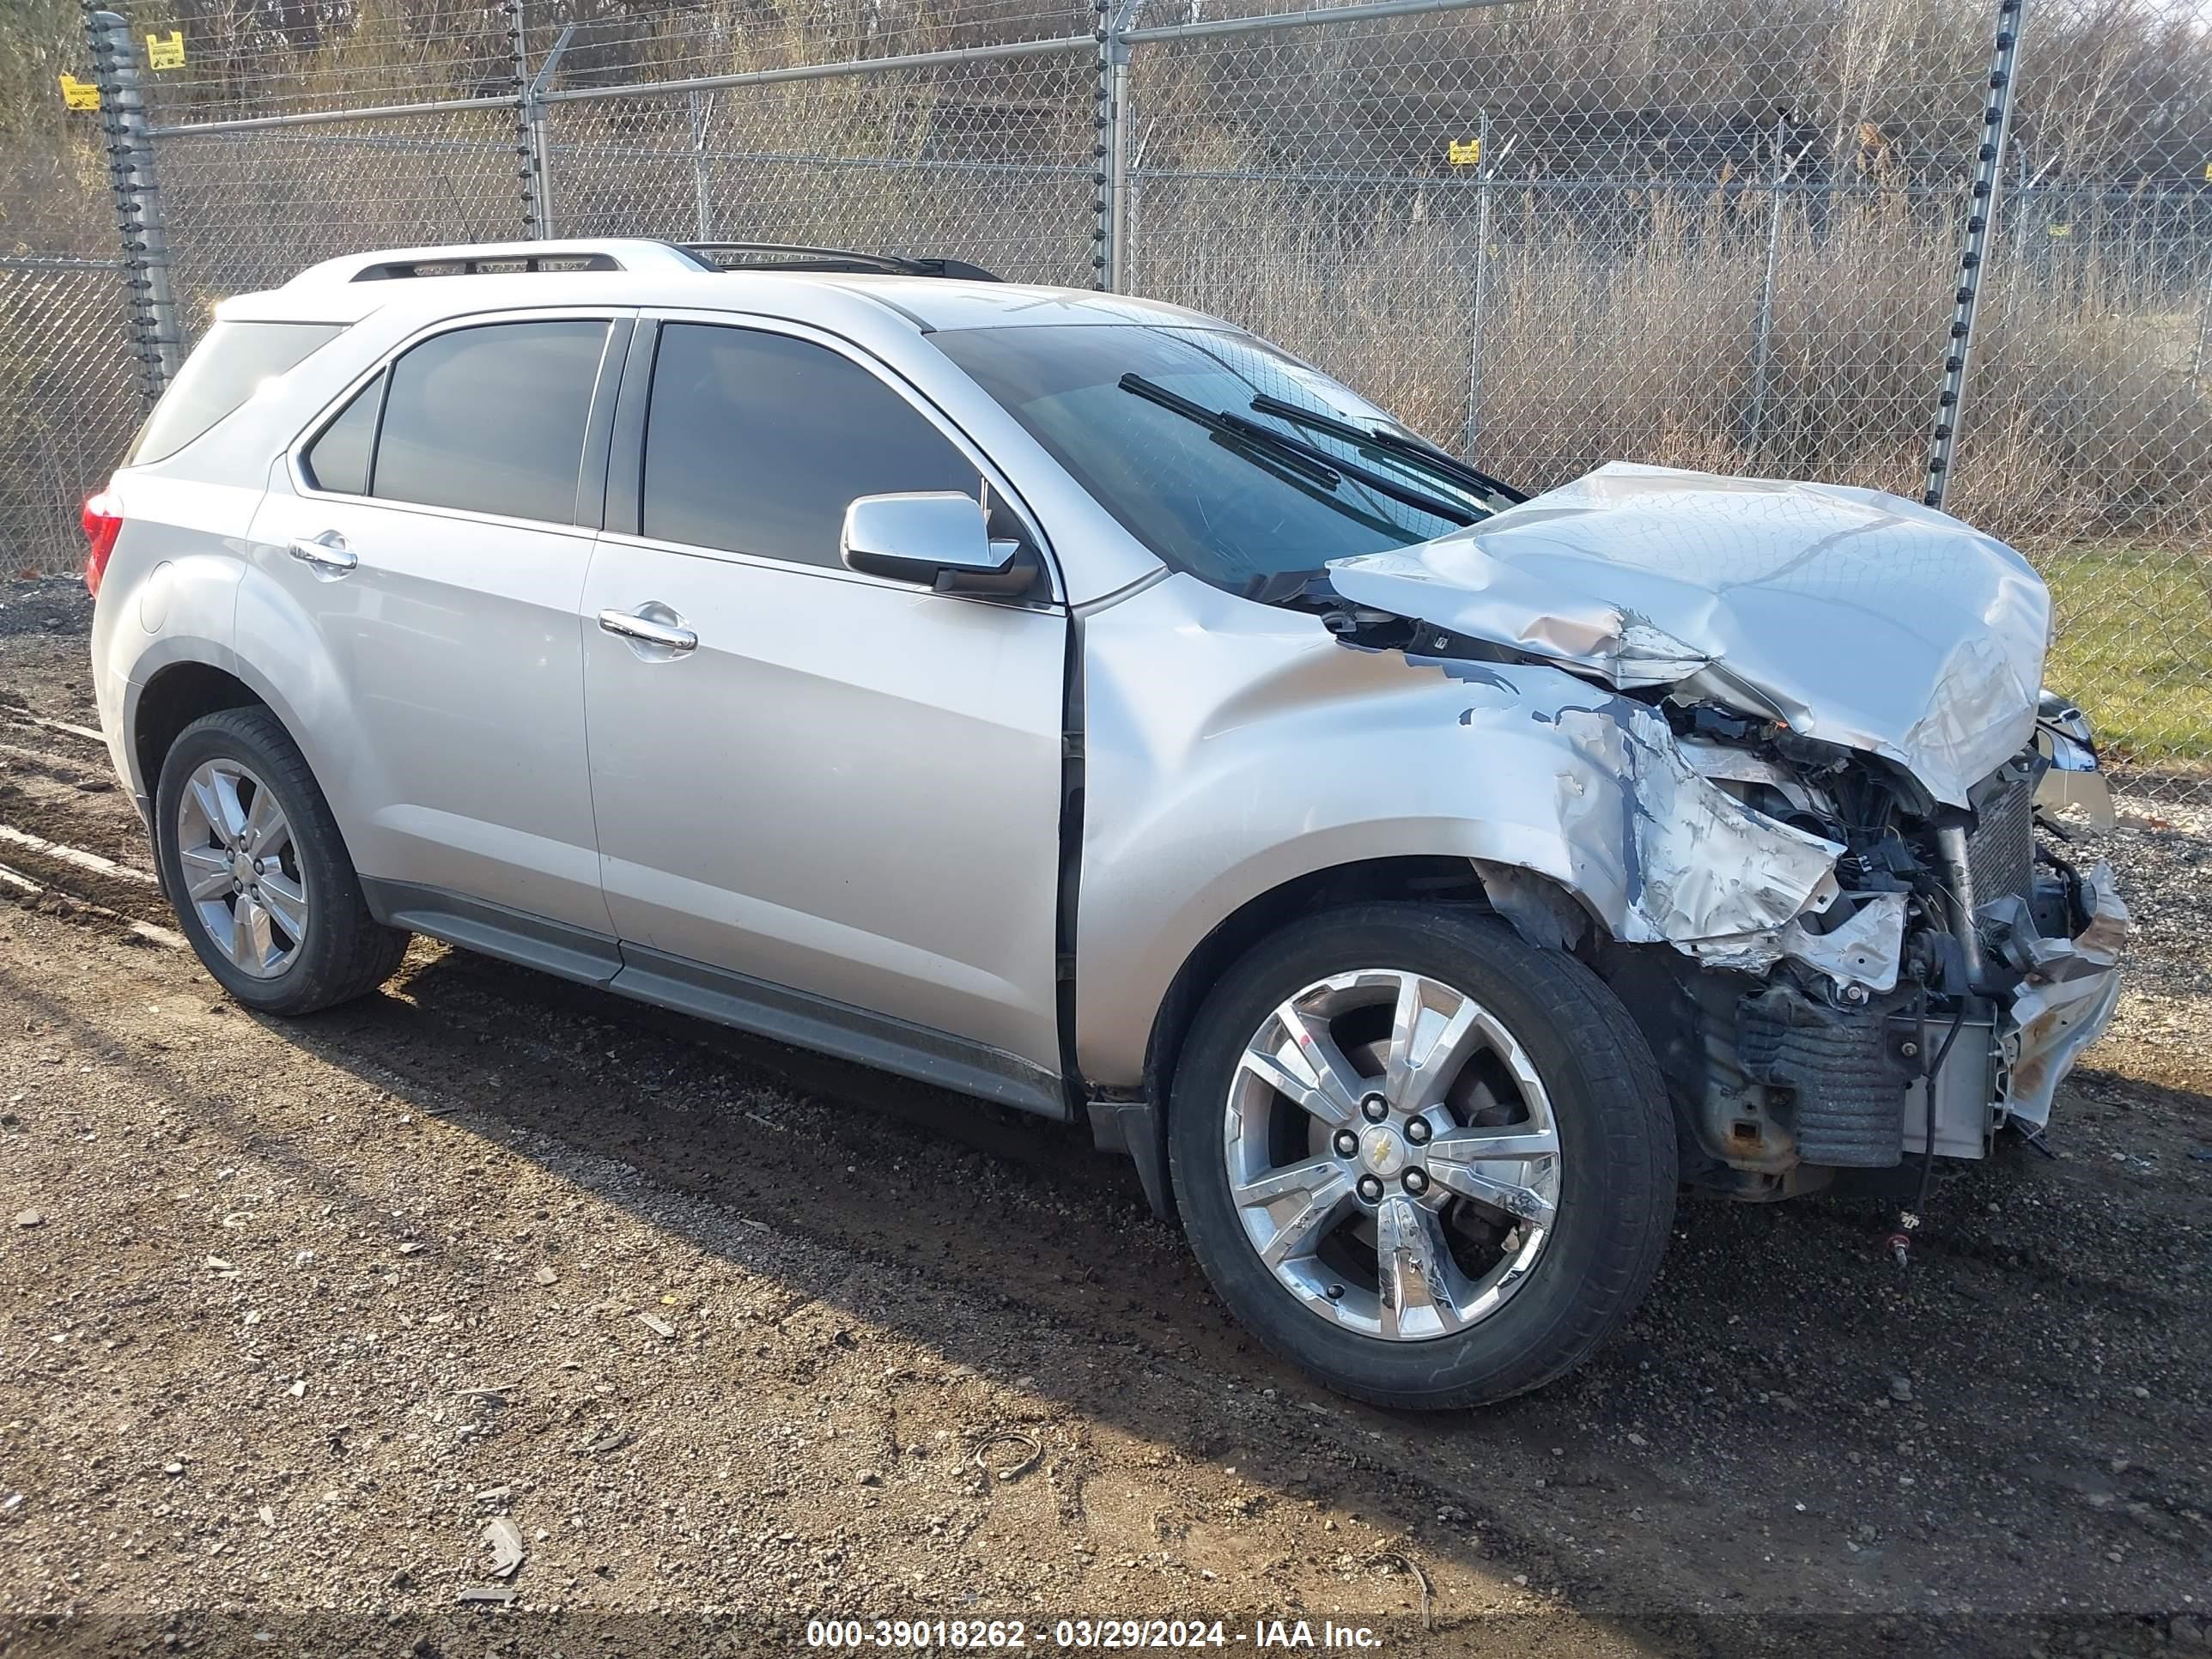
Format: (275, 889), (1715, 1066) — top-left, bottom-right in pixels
(483, 1515), (526, 1579)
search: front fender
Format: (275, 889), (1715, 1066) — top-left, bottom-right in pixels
(1072, 574), (1841, 1086)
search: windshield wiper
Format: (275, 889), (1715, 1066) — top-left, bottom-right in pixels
(1119, 374), (1477, 527)
(1118, 374), (1341, 489)
(1248, 392), (1527, 505)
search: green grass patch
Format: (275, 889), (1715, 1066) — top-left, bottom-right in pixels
(2035, 547), (2212, 773)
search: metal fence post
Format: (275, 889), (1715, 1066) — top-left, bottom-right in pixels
(689, 90), (716, 241)
(507, 0), (542, 236)
(1745, 106), (1790, 465)
(1923, 0), (2024, 511)
(2191, 279), (2212, 391)
(1461, 107), (1492, 457)
(1099, 0), (1151, 292)
(1093, 2), (1117, 289)
(523, 23), (575, 240)
(86, 6), (180, 398)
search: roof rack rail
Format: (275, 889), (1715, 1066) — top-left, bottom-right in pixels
(351, 250), (625, 282)
(285, 240), (706, 287)
(281, 238), (1000, 290)
(674, 242), (1002, 282)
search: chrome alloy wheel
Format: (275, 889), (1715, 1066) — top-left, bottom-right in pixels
(1224, 968), (1563, 1341)
(173, 758), (309, 979)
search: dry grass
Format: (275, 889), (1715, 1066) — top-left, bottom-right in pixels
(1131, 181), (2212, 556)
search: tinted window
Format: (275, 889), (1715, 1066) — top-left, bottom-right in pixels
(129, 320), (343, 465)
(301, 371), (381, 495)
(641, 324), (977, 567)
(933, 324), (1499, 597)
(374, 319), (608, 521)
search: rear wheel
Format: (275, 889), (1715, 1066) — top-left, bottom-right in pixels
(154, 707), (408, 1015)
(1169, 903), (1675, 1408)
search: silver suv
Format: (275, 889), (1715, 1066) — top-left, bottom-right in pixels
(86, 239), (2125, 1407)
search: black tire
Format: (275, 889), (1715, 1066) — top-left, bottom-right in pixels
(153, 706), (409, 1016)
(1169, 902), (1676, 1409)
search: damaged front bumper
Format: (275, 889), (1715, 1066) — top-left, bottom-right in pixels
(1983, 860), (2129, 1130)
(1880, 860), (2127, 1161)
(1689, 854), (2125, 1191)
(1610, 850), (2127, 1194)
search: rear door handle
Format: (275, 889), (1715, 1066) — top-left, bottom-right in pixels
(598, 605), (697, 655)
(287, 531), (356, 577)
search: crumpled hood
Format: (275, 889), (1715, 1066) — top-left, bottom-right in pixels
(1326, 462), (2051, 806)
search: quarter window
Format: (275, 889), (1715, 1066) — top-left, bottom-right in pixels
(301, 371), (381, 496)
(640, 323), (979, 568)
(129, 319), (344, 465)
(371, 319), (609, 521)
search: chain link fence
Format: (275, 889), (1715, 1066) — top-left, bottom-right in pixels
(543, 47), (1098, 283)
(1, 15), (152, 581)
(159, 112), (528, 322)
(9, 0), (2209, 796)
(0, 254), (141, 577)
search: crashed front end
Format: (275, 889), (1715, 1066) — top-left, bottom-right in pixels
(1328, 464), (2128, 1194)
(1570, 701), (2125, 1195)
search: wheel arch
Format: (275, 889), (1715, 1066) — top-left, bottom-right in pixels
(131, 659), (272, 805)
(1144, 856), (1486, 1123)
(124, 638), (331, 828)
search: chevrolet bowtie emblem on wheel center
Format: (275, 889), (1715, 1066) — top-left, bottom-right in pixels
(1359, 1123), (1411, 1179)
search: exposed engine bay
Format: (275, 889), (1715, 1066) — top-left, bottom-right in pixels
(1310, 463), (2129, 1196)
(1590, 699), (2125, 1197)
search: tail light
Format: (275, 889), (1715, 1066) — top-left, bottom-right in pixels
(82, 488), (122, 598)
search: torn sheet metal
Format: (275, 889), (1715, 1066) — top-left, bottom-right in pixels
(1980, 861), (2129, 1126)
(1678, 736), (1832, 815)
(1328, 462), (2050, 807)
(1778, 892), (1908, 994)
(1532, 694), (1844, 963)
(1472, 859), (1589, 951)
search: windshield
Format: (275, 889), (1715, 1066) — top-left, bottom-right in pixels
(931, 323), (1509, 598)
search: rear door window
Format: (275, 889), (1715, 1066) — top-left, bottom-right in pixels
(129, 319), (344, 465)
(639, 323), (980, 568)
(371, 319), (610, 522)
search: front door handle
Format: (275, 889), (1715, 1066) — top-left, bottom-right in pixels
(598, 604), (698, 656)
(287, 531), (356, 577)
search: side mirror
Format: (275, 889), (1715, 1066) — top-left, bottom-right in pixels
(840, 492), (1036, 597)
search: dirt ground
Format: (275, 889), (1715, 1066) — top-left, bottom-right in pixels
(0, 574), (2205, 1657)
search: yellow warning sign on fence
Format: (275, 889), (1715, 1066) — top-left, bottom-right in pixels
(145, 30), (185, 69)
(58, 73), (100, 111)
(1447, 138), (1481, 167)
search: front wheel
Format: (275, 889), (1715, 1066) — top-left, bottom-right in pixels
(1169, 903), (1676, 1409)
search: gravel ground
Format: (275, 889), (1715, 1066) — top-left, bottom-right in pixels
(0, 577), (92, 641)
(0, 599), (2205, 1658)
